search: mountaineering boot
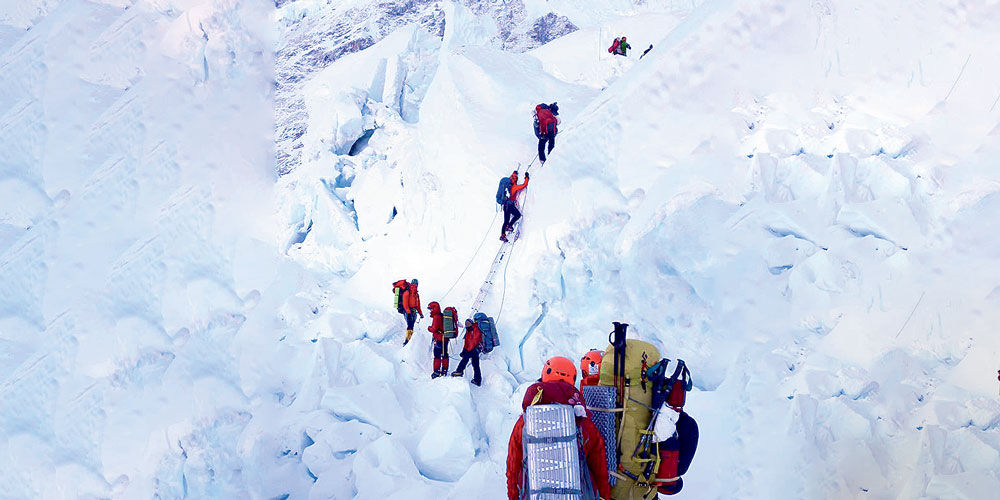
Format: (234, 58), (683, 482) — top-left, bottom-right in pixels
(431, 370), (442, 379)
(451, 370), (463, 377)
(403, 329), (413, 345)
(471, 379), (482, 387)
(500, 233), (508, 242)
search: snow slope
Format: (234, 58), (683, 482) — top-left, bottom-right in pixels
(3, 0), (1000, 499)
(278, 0), (1000, 499)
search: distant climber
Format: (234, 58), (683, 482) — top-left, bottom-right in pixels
(580, 349), (603, 387)
(499, 170), (529, 242)
(640, 44), (653, 59)
(400, 279), (423, 345)
(505, 356), (611, 500)
(609, 36), (631, 56)
(451, 318), (483, 386)
(617, 36), (631, 56)
(534, 103), (559, 163)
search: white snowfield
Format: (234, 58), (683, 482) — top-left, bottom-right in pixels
(2, 0), (999, 499)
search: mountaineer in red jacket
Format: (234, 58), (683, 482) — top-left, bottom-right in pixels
(427, 301), (450, 378)
(402, 279), (423, 345)
(500, 170), (529, 242)
(535, 103), (559, 163)
(451, 318), (483, 386)
(505, 357), (611, 500)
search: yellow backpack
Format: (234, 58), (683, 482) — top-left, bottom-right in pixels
(597, 334), (661, 500)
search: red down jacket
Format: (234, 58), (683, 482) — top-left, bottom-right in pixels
(463, 323), (483, 352)
(427, 302), (444, 341)
(505, 381), (611, 500)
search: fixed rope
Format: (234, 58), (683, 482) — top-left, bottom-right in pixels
(495, 184), (530, 325)
(442, 153), (538, 360)
(468, 153), (537, 319)
(441, 209), (500, 302)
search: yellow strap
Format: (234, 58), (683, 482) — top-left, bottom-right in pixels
(586, 406), (625, 412)
(530, 387), (544, 406)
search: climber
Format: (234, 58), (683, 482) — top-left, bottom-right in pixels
(580, 349), (603, 387)
(535, 103), (559, 163)
(500, 170), (529, 242)
(616, 36), (631, 56)
(427, 301), (454, 378)
(640, 44), (653, 59)
(451, 318), (483, 386)
(401, 279), (423, 345)
(506, 357), (611, 500)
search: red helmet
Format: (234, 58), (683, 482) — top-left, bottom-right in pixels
(581, 350), (603, 379)
(542, 356), (577, 385)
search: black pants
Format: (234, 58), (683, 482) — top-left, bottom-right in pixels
(405, 311), (417, 329)
(455, 349), (482, 384)
(502, 202), (521, 235)
(537, 133), (555, 162)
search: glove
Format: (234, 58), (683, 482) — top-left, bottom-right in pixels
(525, 172), (530, 180)
(574, 404), (587, 418)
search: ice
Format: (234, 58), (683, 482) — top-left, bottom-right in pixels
(414, 404), (476, 481)
(3, 0), (1000, 498)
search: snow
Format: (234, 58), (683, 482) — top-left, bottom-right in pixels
(3, 0), (1000, 499)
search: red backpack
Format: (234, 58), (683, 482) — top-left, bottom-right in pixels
(608, 38), (620, 53)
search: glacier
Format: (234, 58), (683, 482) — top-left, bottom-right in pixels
(1, 0), (999, 499)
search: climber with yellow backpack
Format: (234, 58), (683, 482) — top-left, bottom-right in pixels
(393, 279), (423, 345)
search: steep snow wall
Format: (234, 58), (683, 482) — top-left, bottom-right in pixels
(0, 1), (276, 498)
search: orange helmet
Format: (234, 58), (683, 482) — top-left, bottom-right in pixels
(541, 356), (577, 385)
(581, 350), (603, 379)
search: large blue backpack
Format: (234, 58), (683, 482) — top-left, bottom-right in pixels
(496, 177), (512, 205)
(473, 312), (499, 353)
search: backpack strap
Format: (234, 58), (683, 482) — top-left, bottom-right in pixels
(529, 387), (544, 406)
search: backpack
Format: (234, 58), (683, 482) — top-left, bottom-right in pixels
(392, 280), (408, 314)
(521, 385), (600, 500)
(655, 411), (698, 495)
(532, 103), (551, 138)
(496, 177), (513, 205)
(581, 385), (617, 486)
(646, 359), (695, 495)
(473, 312), (499, 353)
(597, 337), (661, 500)
(442, 307), (458, 339)
(608, 38), (620, 54)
